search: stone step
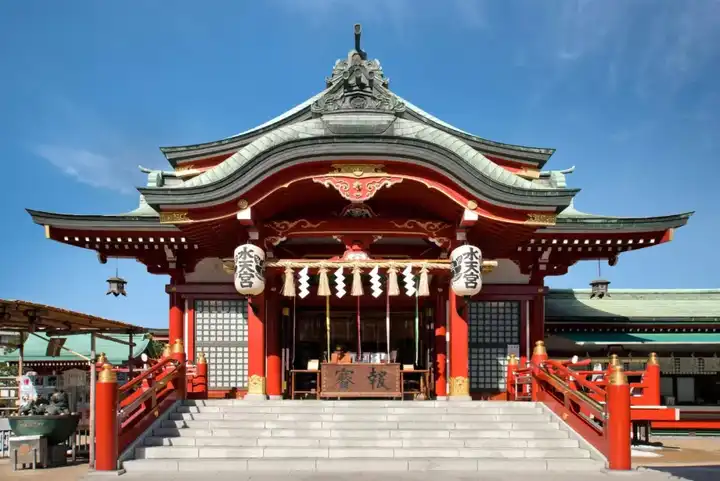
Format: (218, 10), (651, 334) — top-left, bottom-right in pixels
(135, 445), (591, 460)
(183, 399), (539, 408)
(123, 457), (605, 473)
(161, 420), (560, 431)
(176, 405), (545, 415)
(145, 436), (580, 449)
(153, 427), (571, 439)
(169, 412), (549, 422)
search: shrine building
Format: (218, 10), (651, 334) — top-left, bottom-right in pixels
(26, 25), (698, 401)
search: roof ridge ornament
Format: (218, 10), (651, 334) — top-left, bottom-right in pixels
(312, 24), (405, 116)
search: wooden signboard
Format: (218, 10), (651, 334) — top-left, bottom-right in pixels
(320, 363), (401, 398)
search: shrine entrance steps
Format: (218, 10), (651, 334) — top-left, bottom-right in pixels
(122, 400), (605, 473)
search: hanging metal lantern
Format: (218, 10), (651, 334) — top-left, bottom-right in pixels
(450, 244), (483, 297)
(233, 243), (266, 295)
(106, 274), (127, 296)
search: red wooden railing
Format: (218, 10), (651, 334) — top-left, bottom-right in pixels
(509, 342), (632, 470)
(94, 340), (208, 472)
(508, 344), (680, 471)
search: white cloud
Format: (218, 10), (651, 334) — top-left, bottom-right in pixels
(33, 145), (138, 194)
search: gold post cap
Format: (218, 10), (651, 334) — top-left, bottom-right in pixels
(533, 340), (547, 356)
(172, 339), (184, 354)
(97, 352), (107, 364)
(197, 352), (207, 365)
(162, 343), (172, 357)
(98, 363), (117, 383)
(609, 354), (620, 366)
(648, 352), (659, 365)
(508, 354), (519, 365)
(608, 365), (628, 385)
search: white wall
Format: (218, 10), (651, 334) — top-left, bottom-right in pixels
(482, 259), (529, 284)
(184, 258), (233, 283)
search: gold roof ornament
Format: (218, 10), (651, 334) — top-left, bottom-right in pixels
(533, 340), (547, 356)
(172, 339), (184, 354)
(608, 365), (628, 386)
(197, 352), (207, 365)
(98, 363), (117, 383)
(648, 352), (659, 366)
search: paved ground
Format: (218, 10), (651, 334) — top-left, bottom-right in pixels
(0, 459), (87, 480)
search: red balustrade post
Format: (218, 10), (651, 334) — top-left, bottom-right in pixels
(645, 352), (661, 405)
(607, 365), (632, 470)
(530, 341), (548, 402)
(196, 352), (208, 399)
(95, 364), (119, 472)
(172, 339), (187, 400)
(506, 354), (518, 400)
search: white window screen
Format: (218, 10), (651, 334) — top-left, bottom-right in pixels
(195, 299), (248, 389)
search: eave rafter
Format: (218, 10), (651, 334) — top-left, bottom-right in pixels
(263, 218), (456, 251)
(514, 228), (677, 277)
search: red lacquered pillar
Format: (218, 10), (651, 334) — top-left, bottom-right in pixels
(247, 293), (266, 400)
(531, 341), (548, 402)
(168, 273), (185, 347)
(530, 288), (546, 348)
(506, 354), (518, 400)
(448, 291), (470, 400)
(266, 290), (282, 399)
(607, 366), (632, 470)
(434, 286), (448, 399)
(171, 339), (187, 400)
(95, 364), (118, 472)
(645, 352), (661, 406)
(195, 352), (208, 399)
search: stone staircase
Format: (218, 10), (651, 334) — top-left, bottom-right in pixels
(122, 399), (605, 473)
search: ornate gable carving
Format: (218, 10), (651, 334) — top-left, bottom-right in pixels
(311, 24), (406, 116)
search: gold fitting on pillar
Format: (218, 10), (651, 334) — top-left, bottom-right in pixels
(609, 354), (620, 367)
(162, 343), (172, 358)
(648, 352), (659, 366)
(247, 374), (266, 395)
(97, 352), (107, 364)
(98, 363), (117, 383)
(172, 339), (184, 354)
(533, 341), (547, 356)
(197, 352), (207, 365)
(281, 307), (290, 316)
(508, 354), (518, 366)
(449, 376), (469, 396)
(608, 365), (628, 386)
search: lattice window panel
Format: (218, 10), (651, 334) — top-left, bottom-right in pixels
(468, 301), (520, 391)
(195, 299), (248, 389)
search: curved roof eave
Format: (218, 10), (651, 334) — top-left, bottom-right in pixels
(158, 90), (327, 165)
(158, 90), (555, 168)
(542, 209), (694, 232)
(26, 208), (177, 231)
(138, 118), (578, 211)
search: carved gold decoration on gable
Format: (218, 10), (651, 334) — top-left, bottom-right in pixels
(174, 164), (195, 173)
(526, 213), (557, 225)
(330, 164), (386, 177)
(159, 211), (190, 224)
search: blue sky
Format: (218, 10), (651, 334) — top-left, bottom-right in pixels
(0, 1), (718, 327)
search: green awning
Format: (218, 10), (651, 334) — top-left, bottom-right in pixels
(559, 333), (720, 345)
(0, 333), (150, 364)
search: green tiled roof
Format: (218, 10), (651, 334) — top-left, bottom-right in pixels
(546, 289), (720, 322)
(0, 334), (150, 364)
(558, 332), (720, 345)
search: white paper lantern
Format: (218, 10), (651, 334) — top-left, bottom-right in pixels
(450, 244), (483, 297)
(233, 244), (266, 295)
